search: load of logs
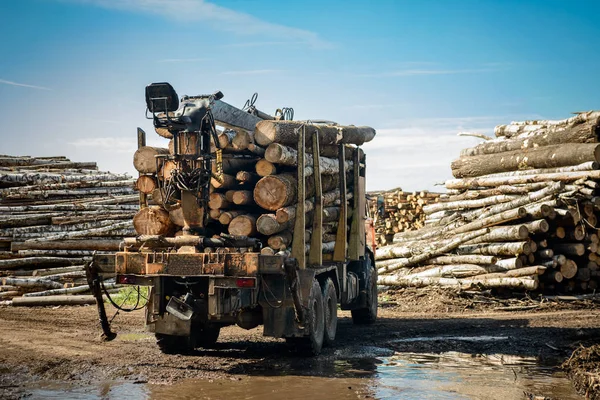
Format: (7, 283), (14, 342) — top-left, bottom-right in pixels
(368, 188), (441, 247)
(0, 155), (134, 302)
(376, 111), (600, 294)
(132, 115), (376, 257)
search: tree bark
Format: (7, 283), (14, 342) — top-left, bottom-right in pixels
(275, 190), (343, 223)
(11, 295), (98, 306)
(256, 214), (292, 236)
(446, 170), (600, 190)
(423, 194), (517, 215)
(232, 190), (254, 205)
(133, 206), (174, 236)
(255, 159), (277, 176)
(267, 231), (293, 250)
(208, 193), (231, 210)
(553, 243), (586, 257)
(228, 215), (257, 236)
(136, 175), (157, 194)
(2, 277), (63, 289)
(465, 225), (529, 244)
(458, 241), (531, 256)
(254, 120), (376, 147)
(133, 146), (169, 174)
(235, 171), (260, 185)
(377, 228), (489, 273)
(0, 257), (83, 270)
(254, 173), (338, 211)
(560, 259), (578, 279)
(378, 275), (538, 290)
(264, 143), (351, 175)
(219, 211), (244, 225)
(463, 118), (600, 156)
(427, 255), (498, 265)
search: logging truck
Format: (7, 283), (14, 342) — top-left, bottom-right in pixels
(89, 83), (377, 355)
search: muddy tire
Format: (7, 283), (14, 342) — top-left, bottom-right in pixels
(351, 257), (378, 325)
(155, 334), (194, 354)
(289, 278), (325, 355)
(194, 324), (220, 349)
(321, 278), (338, 346)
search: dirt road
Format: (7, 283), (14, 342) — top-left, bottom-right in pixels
(1, 292), (600, 399)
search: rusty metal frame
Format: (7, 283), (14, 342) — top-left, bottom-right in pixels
(349, 148), (366, 260)
(309, 130), (323, 266)
(291, 124), (306, 269)
(137, 127), (148, 209)
(333, 145), (347, 262)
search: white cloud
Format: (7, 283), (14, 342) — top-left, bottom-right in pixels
(362, 115), (539, 192)
(0, 78), (51, 91)
(73, 0), (331, 48)
(69, 136), (165, 153)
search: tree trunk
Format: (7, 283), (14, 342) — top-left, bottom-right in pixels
(493, 111), (600, 138)
(423, 194), (517, 215)
(553, 243), (586, 257)
(11, 295), (99, 306)
(255, 159), (277, 176)
(133, 206), (174, 236)
(210, 173), (236, 189)
(457, 241), (531, 256)
(231, 130), (254, 150)
(275, 190), (343, 223)
(136, 175), (157, 194)
(254, 173), (338, 211)
(228, 215), (257, 236)
(12, 239), (121, 251)
(2, 277), (63, 289)
(463, 182), (563, 221)
(256, 214), (292, 236)
(267, 231), (293, 250)
(377, 228), (489, 273)
(169, 206), (184, 227)
(465, 225), (529, 244)
(447, 183), (548, 201)
(236, 171), (260, 185)
(446, 170), (600, 190)
(560, 259), (578, 279)
(232, 190), (254, 205)
(219, 211), (244, 225)
(264, 143), (351, 175)
(31, 265), (84, 277)
(208, 193), (231, 210)
(427, 255), (498, 265)
(133, 146), (169, 174)
(254, 120), (376, 147)
(0, 257), (83, 270)
(462, 117), (600, 156)
(378, 275), (538, 290)
(25, 221), (132, 242)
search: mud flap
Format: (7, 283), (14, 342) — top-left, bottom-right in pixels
(261, 268), (315, 338)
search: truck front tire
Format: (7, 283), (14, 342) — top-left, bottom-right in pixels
(351, 258), (378, 325)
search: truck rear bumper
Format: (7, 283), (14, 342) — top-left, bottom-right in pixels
(115, 251), (261, 276)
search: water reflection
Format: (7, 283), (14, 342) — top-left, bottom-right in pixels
(25, 349), (580, 400)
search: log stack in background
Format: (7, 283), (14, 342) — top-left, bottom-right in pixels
(376, 111), (600, 294)
(0, 155), (135, 301)
(368, 189), (442, 247)
(133, 119), (376, 257)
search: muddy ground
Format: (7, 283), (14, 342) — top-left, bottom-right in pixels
(1, 288), (600, 399)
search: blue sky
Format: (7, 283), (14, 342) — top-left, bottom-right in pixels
(1, 0), (599, 191)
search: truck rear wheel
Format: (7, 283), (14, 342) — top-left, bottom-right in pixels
(351, 258), (378, 325)
(321, 278), (338, 346)
(155, 333), (194, 354)
(288, 278), (325, 355)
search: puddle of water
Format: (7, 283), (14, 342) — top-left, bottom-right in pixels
(23, 349), (581, 400)
(391, 336), (509, 343)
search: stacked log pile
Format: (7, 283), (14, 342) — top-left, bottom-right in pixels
(376, 111), (600, 293)
(134, 119), (376, 256)
(368, 189), (441, 247)
(0, 155), (135, 301)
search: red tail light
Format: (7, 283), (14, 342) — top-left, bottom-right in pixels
(236, 278), (255, 288)
(117, 275), (133, 284)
